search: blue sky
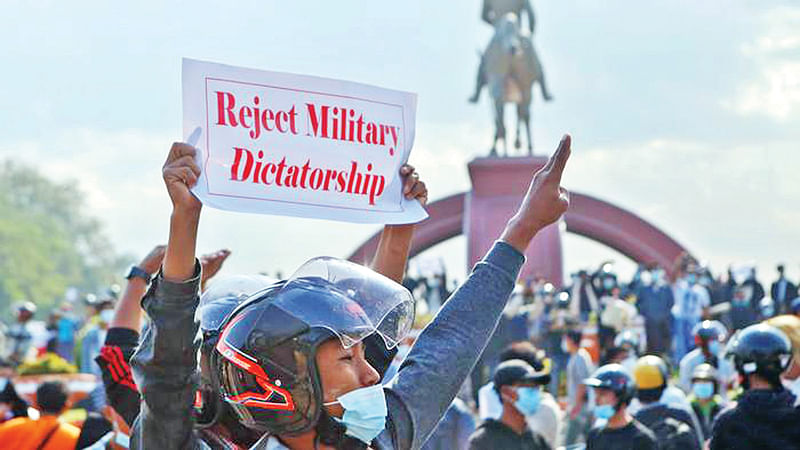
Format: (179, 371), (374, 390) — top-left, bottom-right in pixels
(2, 0), (799, 286)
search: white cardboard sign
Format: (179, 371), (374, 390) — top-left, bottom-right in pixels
(182, 58), (427, 224)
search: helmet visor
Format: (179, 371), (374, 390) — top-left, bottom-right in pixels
(275, 257), (415, 349)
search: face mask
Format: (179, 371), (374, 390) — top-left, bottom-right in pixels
(693, 381), (714, 399)
(594, 404), (616, 420)
(324, 384), (387, 444)
(0, 378), (7, 392)
(708, 340), (721, 355)
(652, 270), (663, 283)
(687, 275), (697, 285)
(561, 340), (570, 353)
(514, 386), (541, 416)
(603, 279), (615, 290)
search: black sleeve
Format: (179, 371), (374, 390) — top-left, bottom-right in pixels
(467, 429), (490, 450)
(0, 381), (29, 419)
(94, 327), (141, 427)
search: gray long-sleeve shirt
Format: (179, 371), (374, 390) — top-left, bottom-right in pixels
(130, 241), (524, 449)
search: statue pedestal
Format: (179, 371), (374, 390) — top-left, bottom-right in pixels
(465, 156), (564, 286)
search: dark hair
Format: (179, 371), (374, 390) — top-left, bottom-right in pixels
(36, 381), (68, 414)
(636, 386), (665, 404)
(499, 342), (545, 371)
(316, 410), (368, 449)
(566, 330), (582, 346)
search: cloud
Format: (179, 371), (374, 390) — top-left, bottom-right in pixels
(727, 6), (800, 121)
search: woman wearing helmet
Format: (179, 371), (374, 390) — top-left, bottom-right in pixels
(686, 363), (723, 440)
(130, 135), (572, 449)
(709, 323), (800, 449)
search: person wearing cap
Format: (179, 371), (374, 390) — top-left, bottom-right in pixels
(678, 320), (735, 400)
(764, 314), (800, 405)
(584, 364), (657, 450)
(476, 342), (560, 448)
(6, 302), (36, 365)
(630, 355), (703, 449)
(709, 323), (800, 449)
(687, 363), (724, 440)
(468, 359), (551, 450)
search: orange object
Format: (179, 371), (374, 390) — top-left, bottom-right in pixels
(0, 415), (80, 450)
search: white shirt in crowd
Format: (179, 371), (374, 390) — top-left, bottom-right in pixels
(477, 382), (562, 449)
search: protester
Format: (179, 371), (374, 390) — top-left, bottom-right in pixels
(0, 358), (28, 423)
(0, 380), (80, 449)
(764, 314), (800, 405)
(612, 330), (639, 374)
(127, 135), (570, 449)
(477, 342), (560, 448)
(468, 360), (551, 450)
(672, 265), (711, 363)
(771, 265), (798, 315)
(584, 364), (657, 450)
(678, 320), (735, 400)
(635, 266), (674, 354)
(6, 302), (36, 365)
(630, 355), (703, 450)
(563, 327), (594, 446)
(687, 363), (724, 440)
(709, 323), (800, 449)
(53, 303), (80, 363)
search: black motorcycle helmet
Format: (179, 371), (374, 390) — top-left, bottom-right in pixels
(727, 324), (792, 388)
(693, 320), (727, 347)
(584, 364), (637, 408)
(196, 275), (280, 428)
(208, 257), (414, 436)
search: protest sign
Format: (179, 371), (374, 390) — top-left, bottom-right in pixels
(182, 58), (427, 224)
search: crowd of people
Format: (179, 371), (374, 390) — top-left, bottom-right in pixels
(0, 134), (798, 450)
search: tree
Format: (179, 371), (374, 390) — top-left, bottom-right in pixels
(0, 160), (128, 317)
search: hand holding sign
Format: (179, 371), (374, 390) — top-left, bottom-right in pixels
(163, 142), (202, 212)
(500, 134), (571, 252)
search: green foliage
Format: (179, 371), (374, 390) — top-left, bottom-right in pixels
(0, 160), (128, 317)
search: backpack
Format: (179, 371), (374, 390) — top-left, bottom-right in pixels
(648, 417), (698, 450)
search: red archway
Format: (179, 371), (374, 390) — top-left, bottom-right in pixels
(348, 190), (690, 279)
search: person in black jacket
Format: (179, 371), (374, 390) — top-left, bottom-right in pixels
(631, 355), (702, 450)
(0, 359), (28, 423)
(710, 324), (800, 450)
(469, 359), (551, 450)
(584, 364), (657, 450)
(771, 265), (798, 315)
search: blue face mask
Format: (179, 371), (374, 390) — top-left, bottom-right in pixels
(693, 381), (714, 399)
(514, 386), (542, 416)
(594, 404), (616, 420)
(708, 340), (721, 355)
(324, 384), (387, 444)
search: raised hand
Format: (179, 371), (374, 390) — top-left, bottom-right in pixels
(400, 164), (428, 206)
(500, 134), (571, 252)
(139, 245), (167, 275)
(162, 142), (202, 211)
(200, 249), (232, 290)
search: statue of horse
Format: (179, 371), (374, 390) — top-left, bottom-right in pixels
(478, 12), (551, 156)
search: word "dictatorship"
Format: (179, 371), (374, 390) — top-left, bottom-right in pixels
(230, 147), (386, 206)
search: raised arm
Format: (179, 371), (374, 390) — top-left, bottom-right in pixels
(388, 135), (571, 448)
(370, 164), (427, 283)
(130, 142), (204, 450)
(111, 245), (165, 331)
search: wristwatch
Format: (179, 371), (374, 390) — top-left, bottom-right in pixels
(126, 266), (152, 284)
